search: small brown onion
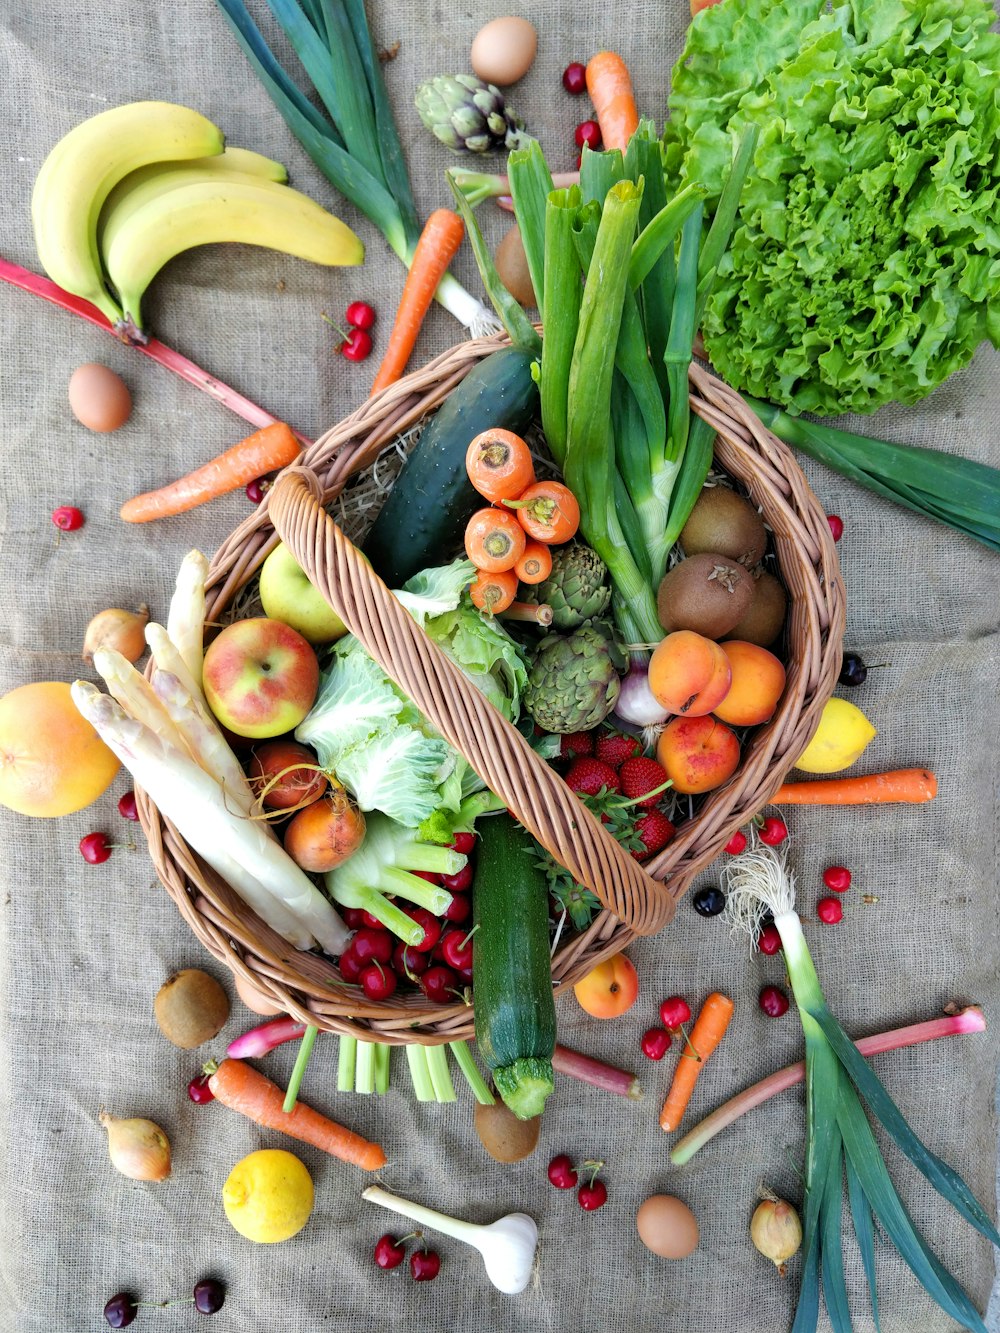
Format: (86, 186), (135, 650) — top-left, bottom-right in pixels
(99, 1111), (172, 1181)
(750, 1196), (802, 1274)
(82, 605), (150, 665)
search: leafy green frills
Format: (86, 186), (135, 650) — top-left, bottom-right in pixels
(664, 0), (1000, 416)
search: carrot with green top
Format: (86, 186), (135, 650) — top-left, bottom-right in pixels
(585, 53), (639, 153)
(659, 991), (734, 1132)
(370, 209), (466, 395)
(208, 1057), (387, 1171)
(120, 422), (300, 522)
(772, 769), (937, 806)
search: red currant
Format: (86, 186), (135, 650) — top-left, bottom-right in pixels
(410, 1249), (441, 1281)
(757, 923), (782, 956)
(117, 790), (139, 821)
(724, 830), (747, 854)
(641, 1027), (671, 1060)
(79, 832), (112, 864)
(52, 505), (84, 531)
(562, 61), (587, 94)
(822, 865), (852, 893)
(345, 300), (376, 331)
(578, 1178), (608, 1211)
(374, 1233), (406, 1269)
(575, 120), (602, 150)
(547, 1154), (578, 1189)
(659, 996), (691, 1030)
(340, 328), (373, 362)
(759, 984), (790, 1018)
(758, 816), (788, 846)
(817, 896), (844, 925)
(187, 1073), (215, 1104)
(827, 514), (844, 541)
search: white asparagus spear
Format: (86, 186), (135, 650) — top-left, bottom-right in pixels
(93, 647), (194, 760)
(166, 549), (209, 691)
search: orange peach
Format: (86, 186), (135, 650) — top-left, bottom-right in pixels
(648, 631), (732, 717)
(573, 953), (639, 1019)
(656, 715), (741, 795)
(713, 642), (787, 727)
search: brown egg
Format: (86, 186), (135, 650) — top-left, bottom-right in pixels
(470, 16), (537, 86)
(68, 362), (132, 432)
(636, 1194), (701, 1259)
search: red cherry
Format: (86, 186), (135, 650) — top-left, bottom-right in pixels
(562, 62), (587, 94)
(757, 923), (783, 956)
(439, 929), (474, 971)
(641, 1027), (672, 1060)
(823, 865), (852, 893)
(724, 830), (747, 854)
(341, 907), (368, 929)
(759, 984), (790, 1018)
(117, 790), (139, 821)
(374, 1233), (406, 1269)
(758, 816), (788, 846)
(659, 995), (691, 1030)
(340, 328), (373, 362)
(817, 896), (844, 925)
(441, 863), (473, 892)
(547, 1154), (578, 1189)
(411, 870), (443, 886)
(52, 505), (84, 531)
(827, 514), (844, 541)
(79, 832), (112, 864)
(346, 300), (376, 331)
(410, 1249), (441, 1281)
(187, 1073), (215, 1104)
(391, 941), (429, 979)
(420, 965), (457, 1002)
(245, 477), (271, 505)
(360, 910), (386, 930)
(578, 1178), (608, 1211)
(443, 892), (472, 924)
(450, 831), (476, 854)
(360, 962), (397, 1001)
(405, 907), (442, 953)
(339, 949), (363, 984)
(575, 120), (602, 150)
(352, 927), (394, 965)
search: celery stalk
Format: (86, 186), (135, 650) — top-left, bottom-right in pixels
(282, 1024), (318, 1113)
(337, 1035), (357, 1092)
(373, 1042), (391, 1095)
(406, 1044), (436, 1102)
(426, 1044), (456, 1103)
(449, 1041), (495, 1105)
(355, 1039), (375, 1095)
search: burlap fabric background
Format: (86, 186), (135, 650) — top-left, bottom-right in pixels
(1, 2), (998, 1330)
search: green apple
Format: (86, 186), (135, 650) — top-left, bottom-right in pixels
(258, 542), (348, 645)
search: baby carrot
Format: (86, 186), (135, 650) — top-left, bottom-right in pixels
(370, 209), (465, 395)
(771, 769), (938, 806)
(465, 507), (527, 572)
(469, 567), (518, 614)
(506, 480), (580, 544)
(208, 1057), (386, 1171)
(466, 428), (535, 502)
(659, 991), (734, 1132)
(119, 421), (300, 523)
(585, 53), (639, 154)
(515, 540), (552, 584)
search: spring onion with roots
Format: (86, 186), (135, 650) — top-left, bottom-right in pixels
(722, 841), (1000, 1332)
(215, 0), (497, 336)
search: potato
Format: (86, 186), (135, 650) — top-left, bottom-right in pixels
(495, 224), (537, 308)
(154, 968), (230, 1049)
(474, 1097), (541, 1162)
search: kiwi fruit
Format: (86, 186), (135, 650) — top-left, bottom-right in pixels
(494, 224), (537, 307)
(728, 569), (788, 647)
(154, 968), (230, 1049)
(657, 552), (754, 638)
(680, 486), (767, 568)
(474, 1097), (541, 1162)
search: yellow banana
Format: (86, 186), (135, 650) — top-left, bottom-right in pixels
(31, 101), (224, 326)
(101, 176), (364, 338)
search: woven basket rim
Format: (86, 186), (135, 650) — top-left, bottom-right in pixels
(136, 333), (845, 1042)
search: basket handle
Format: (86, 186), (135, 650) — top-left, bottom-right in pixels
(267, 467), (675, 937)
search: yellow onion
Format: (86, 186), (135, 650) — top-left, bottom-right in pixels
(750, 1196), (802, 1275)
(82, 605), (149, 665)
(99, 1111), (172, 1181)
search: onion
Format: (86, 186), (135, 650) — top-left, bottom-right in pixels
(750, 1195), (802, 1275)
(613, 658), (669, 732)
(82, 605), (149, 665)
(99, 1111), (171, 1181)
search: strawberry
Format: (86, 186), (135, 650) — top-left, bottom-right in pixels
(594, 732), (642, 769)
(619, 756), (670, 809)
(559, 731), (595, 760)
(564, 757), (620, 797)
(632, 809), (676, 860)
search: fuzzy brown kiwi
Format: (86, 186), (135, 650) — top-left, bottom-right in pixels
(153, 968), (230, 1049)
(728, 569), (788, 647)
(474, 1097), (541, 1162)
(495, 224), (537, 307)
(680, 486), (767, 568)
(657, 552), (754, 638)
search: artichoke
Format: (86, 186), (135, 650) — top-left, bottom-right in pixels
(524, 622), (621, 734)
(415, 74), (531, 154)
(522, 541), (612, 630)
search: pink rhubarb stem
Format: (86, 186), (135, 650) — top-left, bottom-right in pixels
(553, 1043), (642, 1100)
(669, 1006), (986, 1165)
(227, 1016), (307, 1059)
(0, 254), (312, 446)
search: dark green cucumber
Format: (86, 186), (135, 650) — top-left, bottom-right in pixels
(362, 347), (539, 587)
(472, 813), (556, 1120)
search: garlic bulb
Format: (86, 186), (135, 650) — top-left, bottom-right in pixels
(99, 1111), (171, 1181)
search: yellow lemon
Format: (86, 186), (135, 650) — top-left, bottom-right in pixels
(222, 1149), (314, 1243)
(794, 698), (877, 774)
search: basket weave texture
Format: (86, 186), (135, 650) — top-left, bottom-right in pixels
(138, 335), (845, 1042)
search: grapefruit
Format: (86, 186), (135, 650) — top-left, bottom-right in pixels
(0, 681), (120, 817)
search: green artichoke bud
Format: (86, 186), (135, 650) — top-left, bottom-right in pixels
(521, 541), (612, 630)
(415, 74), (531, 155)
(524, 622), (621, 734)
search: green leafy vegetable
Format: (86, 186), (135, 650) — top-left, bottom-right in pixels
(664, 0), (1000, 415)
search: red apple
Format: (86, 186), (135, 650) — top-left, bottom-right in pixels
(202, 617), (320, 739)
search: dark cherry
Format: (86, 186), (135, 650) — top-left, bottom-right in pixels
(117, 790), (139, 821)
(562, 61), (587, 95)
(577, 1179), (608, 1211)
(439, 930), (473, 970)
(351, 927), (394, 965)
(360, 963), (397, 1001)
(339, 949), (363, 984)
(193, 1278), (227, 1314)
(187, 1073), (215, 1104)
(420, 965), (457, 1002)
(692, 884), (726, 917)
(103, 1293), (138, 1328)
(391, 941), (429, 978)
(839, 652), (868, 687)
(406, 907), (442, 954)
(547, 1154), (578, 1189)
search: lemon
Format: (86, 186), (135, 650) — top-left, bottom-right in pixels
(222, 1149), (314, 1243)
(794, 698), (877, 774)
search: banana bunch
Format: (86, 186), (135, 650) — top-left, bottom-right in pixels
(32, 101), (364, 342)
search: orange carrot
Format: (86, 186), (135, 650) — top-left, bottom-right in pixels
(208, 1057), (386, 1171)
(370, 209), (465, 395)
(585, 53), (639, 153)
(659, 991), (734, 1132)
(771, 768), (938, 806)
(120, 422), (300, 523)
(465, 507), (526, 572)
(469, 567), (518, 614)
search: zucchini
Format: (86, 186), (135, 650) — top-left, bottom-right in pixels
(363, 347), (539, 587)
(472, 812), (556, 1120)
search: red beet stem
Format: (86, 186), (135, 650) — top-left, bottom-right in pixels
(553, 1043), (642, 1099)
(227, 1016), (307, 1059)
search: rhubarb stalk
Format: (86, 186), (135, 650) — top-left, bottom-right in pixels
(552, 1043), (641, 1100)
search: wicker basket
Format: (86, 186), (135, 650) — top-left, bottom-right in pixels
(137, 335), (845, 1043)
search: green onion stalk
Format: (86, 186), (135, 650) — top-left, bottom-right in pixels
(723, 841), (1000, 1333)
(216, 0), (497, 334)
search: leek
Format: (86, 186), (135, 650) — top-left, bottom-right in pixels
(723, 841), (999, 1332)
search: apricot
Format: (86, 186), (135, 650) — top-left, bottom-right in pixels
(648, 631), (732, 717)
(656, 715), (741, 795)
(573, 953), (639, 1019)
(713, 641), (787, 727)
